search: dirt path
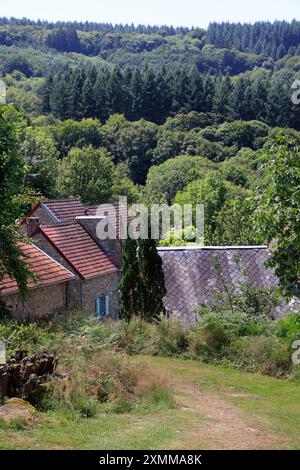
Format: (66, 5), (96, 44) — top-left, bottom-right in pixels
(172, 384), (285, 449)
(153, 364), (287, 450)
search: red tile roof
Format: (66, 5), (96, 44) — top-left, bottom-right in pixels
(37, 222), (118, 280)
(42, 199), (87, 222)
(25, 199), (138, 240)
(0, 243), (74, 296)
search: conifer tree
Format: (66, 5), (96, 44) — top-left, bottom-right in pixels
(119, 238), (140, 320)
(119, 237), (166, 321)
(137, 238), (166, 320)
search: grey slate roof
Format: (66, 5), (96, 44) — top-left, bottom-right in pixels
(158, 246), (289, 323)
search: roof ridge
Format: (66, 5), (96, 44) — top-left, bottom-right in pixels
(44, 198), (82, 204)
(40, 220), (78, 228)
(158, 245), (268, 251)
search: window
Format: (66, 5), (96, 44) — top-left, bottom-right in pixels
(95, 294), (110, 320)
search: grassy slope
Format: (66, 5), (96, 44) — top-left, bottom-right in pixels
(1, 356), (300, 450)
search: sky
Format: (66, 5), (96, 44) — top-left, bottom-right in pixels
(1, 0), (299, 28)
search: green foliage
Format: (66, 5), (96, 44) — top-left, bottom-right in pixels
(102, 114), (158, 184)
(212, 190), (258, 246)
(0, 320), (56, 358)
(228, 335), (291, 376)
(275, 312), (300, 343)
(146, 156), (215, 205)
(255, 137), (300, 297)
(56, 146), (115, 205)
(159, 226), (201, 247)
(120, 239), (140, 321)
(120, 238), (166, 321)
(21, 126), (59, 196)
(0, 104), (34, 298)
(189, 316), (232, 360)
(140, 383), (175, 410)
(50, 118), (103, 157)
(137, 238), (166, 320)
(155, 321), (189, 357)
(210, 255), (281, 319)
(175, 171), (228, 243)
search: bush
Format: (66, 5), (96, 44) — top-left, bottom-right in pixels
(189, 319), (231, 360)
(0, 320), (57, 358)
(231, 284), (280, 319)
(116, 317), (157, 355)
(275, 312), (300, 344)
(155, 320), (189, 357)
(201, 309), (273, 335)
(228, 335), (292, 376)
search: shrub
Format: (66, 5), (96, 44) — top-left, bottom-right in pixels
(232, 284), (281, 319)
(189, 316), (232, 360)
(110, 398), (134, 414)
(0, 321), (53, 358)
(275, 312), (300, 344)
(155, 320), (189, 357)
(116, 317), (157, 355)
(197, 309), (273, 337)
(228, 335), (292, 376)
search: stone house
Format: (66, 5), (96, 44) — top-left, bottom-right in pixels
(1, 199), (123, 320)
(21, 198), (134, 267)
(31, 219), (119, 318)
(2, 198), (295, 323)
(0, 242), (74, 321)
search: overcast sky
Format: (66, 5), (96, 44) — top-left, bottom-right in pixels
(1, 0), (298, 27)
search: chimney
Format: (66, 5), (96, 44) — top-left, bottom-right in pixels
(26, 217), (40, 236)
(76, 216), (121, 267)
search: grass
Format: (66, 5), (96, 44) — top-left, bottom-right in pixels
(1, 355), (300, 450)
(1, 312), (300, 449)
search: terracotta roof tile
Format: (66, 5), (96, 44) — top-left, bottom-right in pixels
(0, 243), (74, 296)
(38, 222), (118, 280)
(26, 199), (137, 241)
(42, 199), (87, 222)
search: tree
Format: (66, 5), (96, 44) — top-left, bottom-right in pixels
(119, 237), (166, 321)
(111, 163), (139, 204)
(137, 238), (166, 320)
(102, 115), (158, 185)
(255, 137), (300, 297)
(175, 171), (228, 243)
(0, 104), (33, 298)
(56, 146), (115, 205)
(213, 76), (233, 119)
(119, 239), (140, 320)
(213, 187), (258, 245)
(145, 156), (215, 204)
(46, 28), (81, 53)
(21, 127), (59, 197)
(51, 118), (103, 157)
(4, 56), (32, 77)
